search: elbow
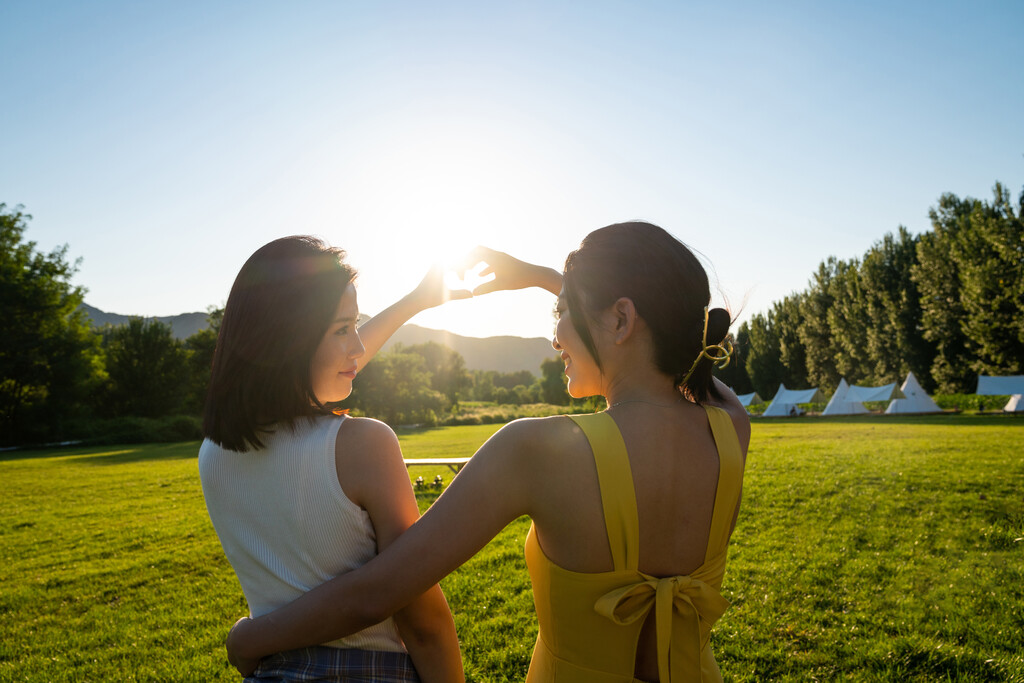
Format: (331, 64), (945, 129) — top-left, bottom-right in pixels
(393, 589), (454, 646)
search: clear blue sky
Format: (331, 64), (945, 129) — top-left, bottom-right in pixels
(3, 1), (1022, 340)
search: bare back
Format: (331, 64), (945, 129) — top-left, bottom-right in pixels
(529, 400), (745, 574)
(524, 399), (749, 681)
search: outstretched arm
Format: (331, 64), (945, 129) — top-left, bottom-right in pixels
(467, 246), (562, 296)
(356, 249), (561, 373)
(226, 418), (549, 674)
(355, 265), (472, 373)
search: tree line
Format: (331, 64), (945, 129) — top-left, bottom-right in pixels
(716, 182), (1024, 399)
(4, 184), (1020, 443)
(1, 202), (574, 446)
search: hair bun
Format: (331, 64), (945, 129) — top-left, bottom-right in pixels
(706, 307), (731, 345)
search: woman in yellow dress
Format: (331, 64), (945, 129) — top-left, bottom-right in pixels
(227, 221), (751, 682)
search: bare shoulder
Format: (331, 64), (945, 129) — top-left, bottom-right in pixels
(490, 414), (583, 452)
(706, 382), (752, 454)
(337, 415), (400, 452)
(468, 414), (587, 478)
(463, 414), (591, 517)
(719, 401), (751, 451)
(334, 417), (407, 510)
(335, 416), (403, 474)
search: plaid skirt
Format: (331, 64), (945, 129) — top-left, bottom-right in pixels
(246, 646), (421, 683)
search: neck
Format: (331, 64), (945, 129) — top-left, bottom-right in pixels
(602, 369), (681, 409)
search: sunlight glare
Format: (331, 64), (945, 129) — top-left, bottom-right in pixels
(443, 261), (495, 294)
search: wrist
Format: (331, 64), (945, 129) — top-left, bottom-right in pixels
(531, 265), (562, 295)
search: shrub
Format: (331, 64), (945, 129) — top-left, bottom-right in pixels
(934, 394), (1010, 412)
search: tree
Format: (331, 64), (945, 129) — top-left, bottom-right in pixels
(103, 318), (188, 417)
(859, 228), (933, 388)
(398, 342), (471, 406)
(912, 184), (1024, 391)
(0, 204), (103, 445)
(826, 258), (871, 383)
(954, 184), (1024, 375)
(773, 294), (809, 389)
(183, 307), (223, 414)
(492, 370), (536, 390)
(742, 314), (783, 398)
(799, 258), (842, 393)
(345, 350), (446, 425)
(539, 356), (570, 405)
(469, 370), (496, 402)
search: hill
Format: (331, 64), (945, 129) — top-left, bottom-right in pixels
(78, 304), (210, 340)
(384, 324), (555, 375)
(80, 304), (555, 375)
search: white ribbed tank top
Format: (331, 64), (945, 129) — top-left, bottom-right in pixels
(198, 414), (405, 652)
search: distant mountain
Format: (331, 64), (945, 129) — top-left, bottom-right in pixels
(81, 305), (555, 375)
(79, 303), (210, 340)
(383, 324), (555, 376)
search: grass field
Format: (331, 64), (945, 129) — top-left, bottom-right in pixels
(2, 415), (1022, 682)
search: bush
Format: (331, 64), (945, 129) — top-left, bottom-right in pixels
(158, 415), (203, 441)
(440, 402), (600, 426)
(54, 415), (203, 446)
(934, 393), (1010, 412)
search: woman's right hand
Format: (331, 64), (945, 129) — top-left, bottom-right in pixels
(466, 246), (562, 296)
(225, 616), (260, 677)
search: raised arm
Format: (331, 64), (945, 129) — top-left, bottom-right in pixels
(226, 418), (554, 675)
(355, 265), (472, 373)
(356, 249), (561, 372)
(467, 246), (563, 296)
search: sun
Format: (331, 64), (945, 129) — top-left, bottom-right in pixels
(443, 260), (495, 296)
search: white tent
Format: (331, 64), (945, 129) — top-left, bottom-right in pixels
(976, 375), (1024, 412)
(823, 379), (904, 416)
(822, 378), (868, 416)
(762, 383), (825, 417)
(846, 382), (905, 403)
(885, 372), (941, 414)
(736, 391), (765, 416)
(736, 392), (764, 407)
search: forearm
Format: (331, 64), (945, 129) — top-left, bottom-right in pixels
(230, 519), (463, 662)
(230, 575), (385, 662)
(395, 586), (464, 683)
(526, 264), (562, 296)
(228, 432), (528, 669)
(356, 292), (428, 372)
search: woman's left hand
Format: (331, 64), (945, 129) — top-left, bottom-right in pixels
(225, 616), (260, 677)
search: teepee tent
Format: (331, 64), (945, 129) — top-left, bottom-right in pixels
(846, 382), (904, 403)
(976, 375), (1024, 412)
(736, 391), (765, 415)
(736, 392), (764, 407)
(762, 384), (825, 417)
(885, 372), (941, 414)
(822, 378), (869, 416)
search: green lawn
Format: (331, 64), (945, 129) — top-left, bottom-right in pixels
(1, 415), (1022, 681)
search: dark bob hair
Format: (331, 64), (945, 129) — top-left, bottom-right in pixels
(202, 236), (356, 452)
(562, 221), (730, 404)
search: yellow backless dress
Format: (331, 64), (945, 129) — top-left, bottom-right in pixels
(524, 407), (743, 682)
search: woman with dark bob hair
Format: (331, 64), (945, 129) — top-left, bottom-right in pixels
(199, 236), (467, 682)
(226, 222), (751, 683)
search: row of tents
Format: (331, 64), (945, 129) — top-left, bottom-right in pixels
(736, 374), (1024, 417)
